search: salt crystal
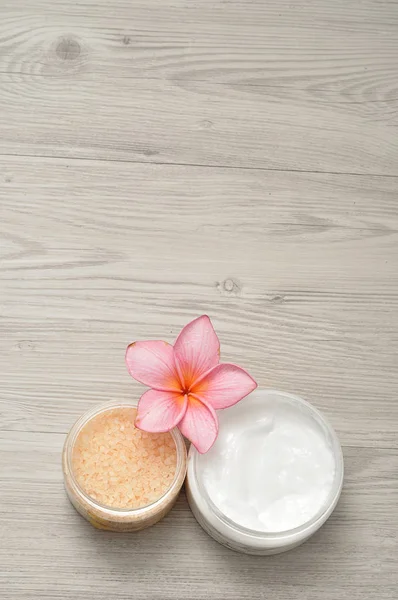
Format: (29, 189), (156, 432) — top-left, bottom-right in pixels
(72, 406), (177, 510)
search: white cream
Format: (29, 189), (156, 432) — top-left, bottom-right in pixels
(198, 391), (336, 533)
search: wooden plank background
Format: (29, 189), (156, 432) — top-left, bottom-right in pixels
(0, 1), (397, 599)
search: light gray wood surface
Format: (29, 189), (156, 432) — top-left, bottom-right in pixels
(0, 1), (397, 598)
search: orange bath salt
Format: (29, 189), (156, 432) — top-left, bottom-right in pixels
(71, 407), (177, 509)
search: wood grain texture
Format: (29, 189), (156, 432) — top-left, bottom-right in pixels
(1, 0), (398, 598)
(1, 156), (398, 448)
(0, 1), (398, 174)
(1, 74), (398, 175)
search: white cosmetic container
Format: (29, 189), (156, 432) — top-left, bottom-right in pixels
(186, 389), (343, 554)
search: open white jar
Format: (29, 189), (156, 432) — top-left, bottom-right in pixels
(186, 389), (344, 554)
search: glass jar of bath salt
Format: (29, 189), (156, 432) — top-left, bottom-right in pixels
(186, 389), (344, 555)
(62, 401), (187, 532)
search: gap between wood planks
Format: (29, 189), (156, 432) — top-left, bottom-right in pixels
(1, 429), (396, 452)
(1, 151), (398, 179)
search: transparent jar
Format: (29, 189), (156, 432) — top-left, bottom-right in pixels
(62, 401), (187, 532)
(186, 389), (344, 554)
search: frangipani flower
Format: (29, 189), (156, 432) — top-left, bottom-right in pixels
(125, 315), (257, 453)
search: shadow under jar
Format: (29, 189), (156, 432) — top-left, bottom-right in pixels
(62, 401), (187, 532)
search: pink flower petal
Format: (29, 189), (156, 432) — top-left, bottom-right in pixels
(135, 389), (188, 432)
(193, 363), (257, 409)
(178, 394), (218, 453)
(174, 315), (220, 389)
(125, 341), (181, 391)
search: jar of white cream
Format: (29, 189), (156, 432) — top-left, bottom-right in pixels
(186, 389), (344, 554)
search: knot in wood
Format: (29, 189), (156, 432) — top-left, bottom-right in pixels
(56, 38), (81, 61)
